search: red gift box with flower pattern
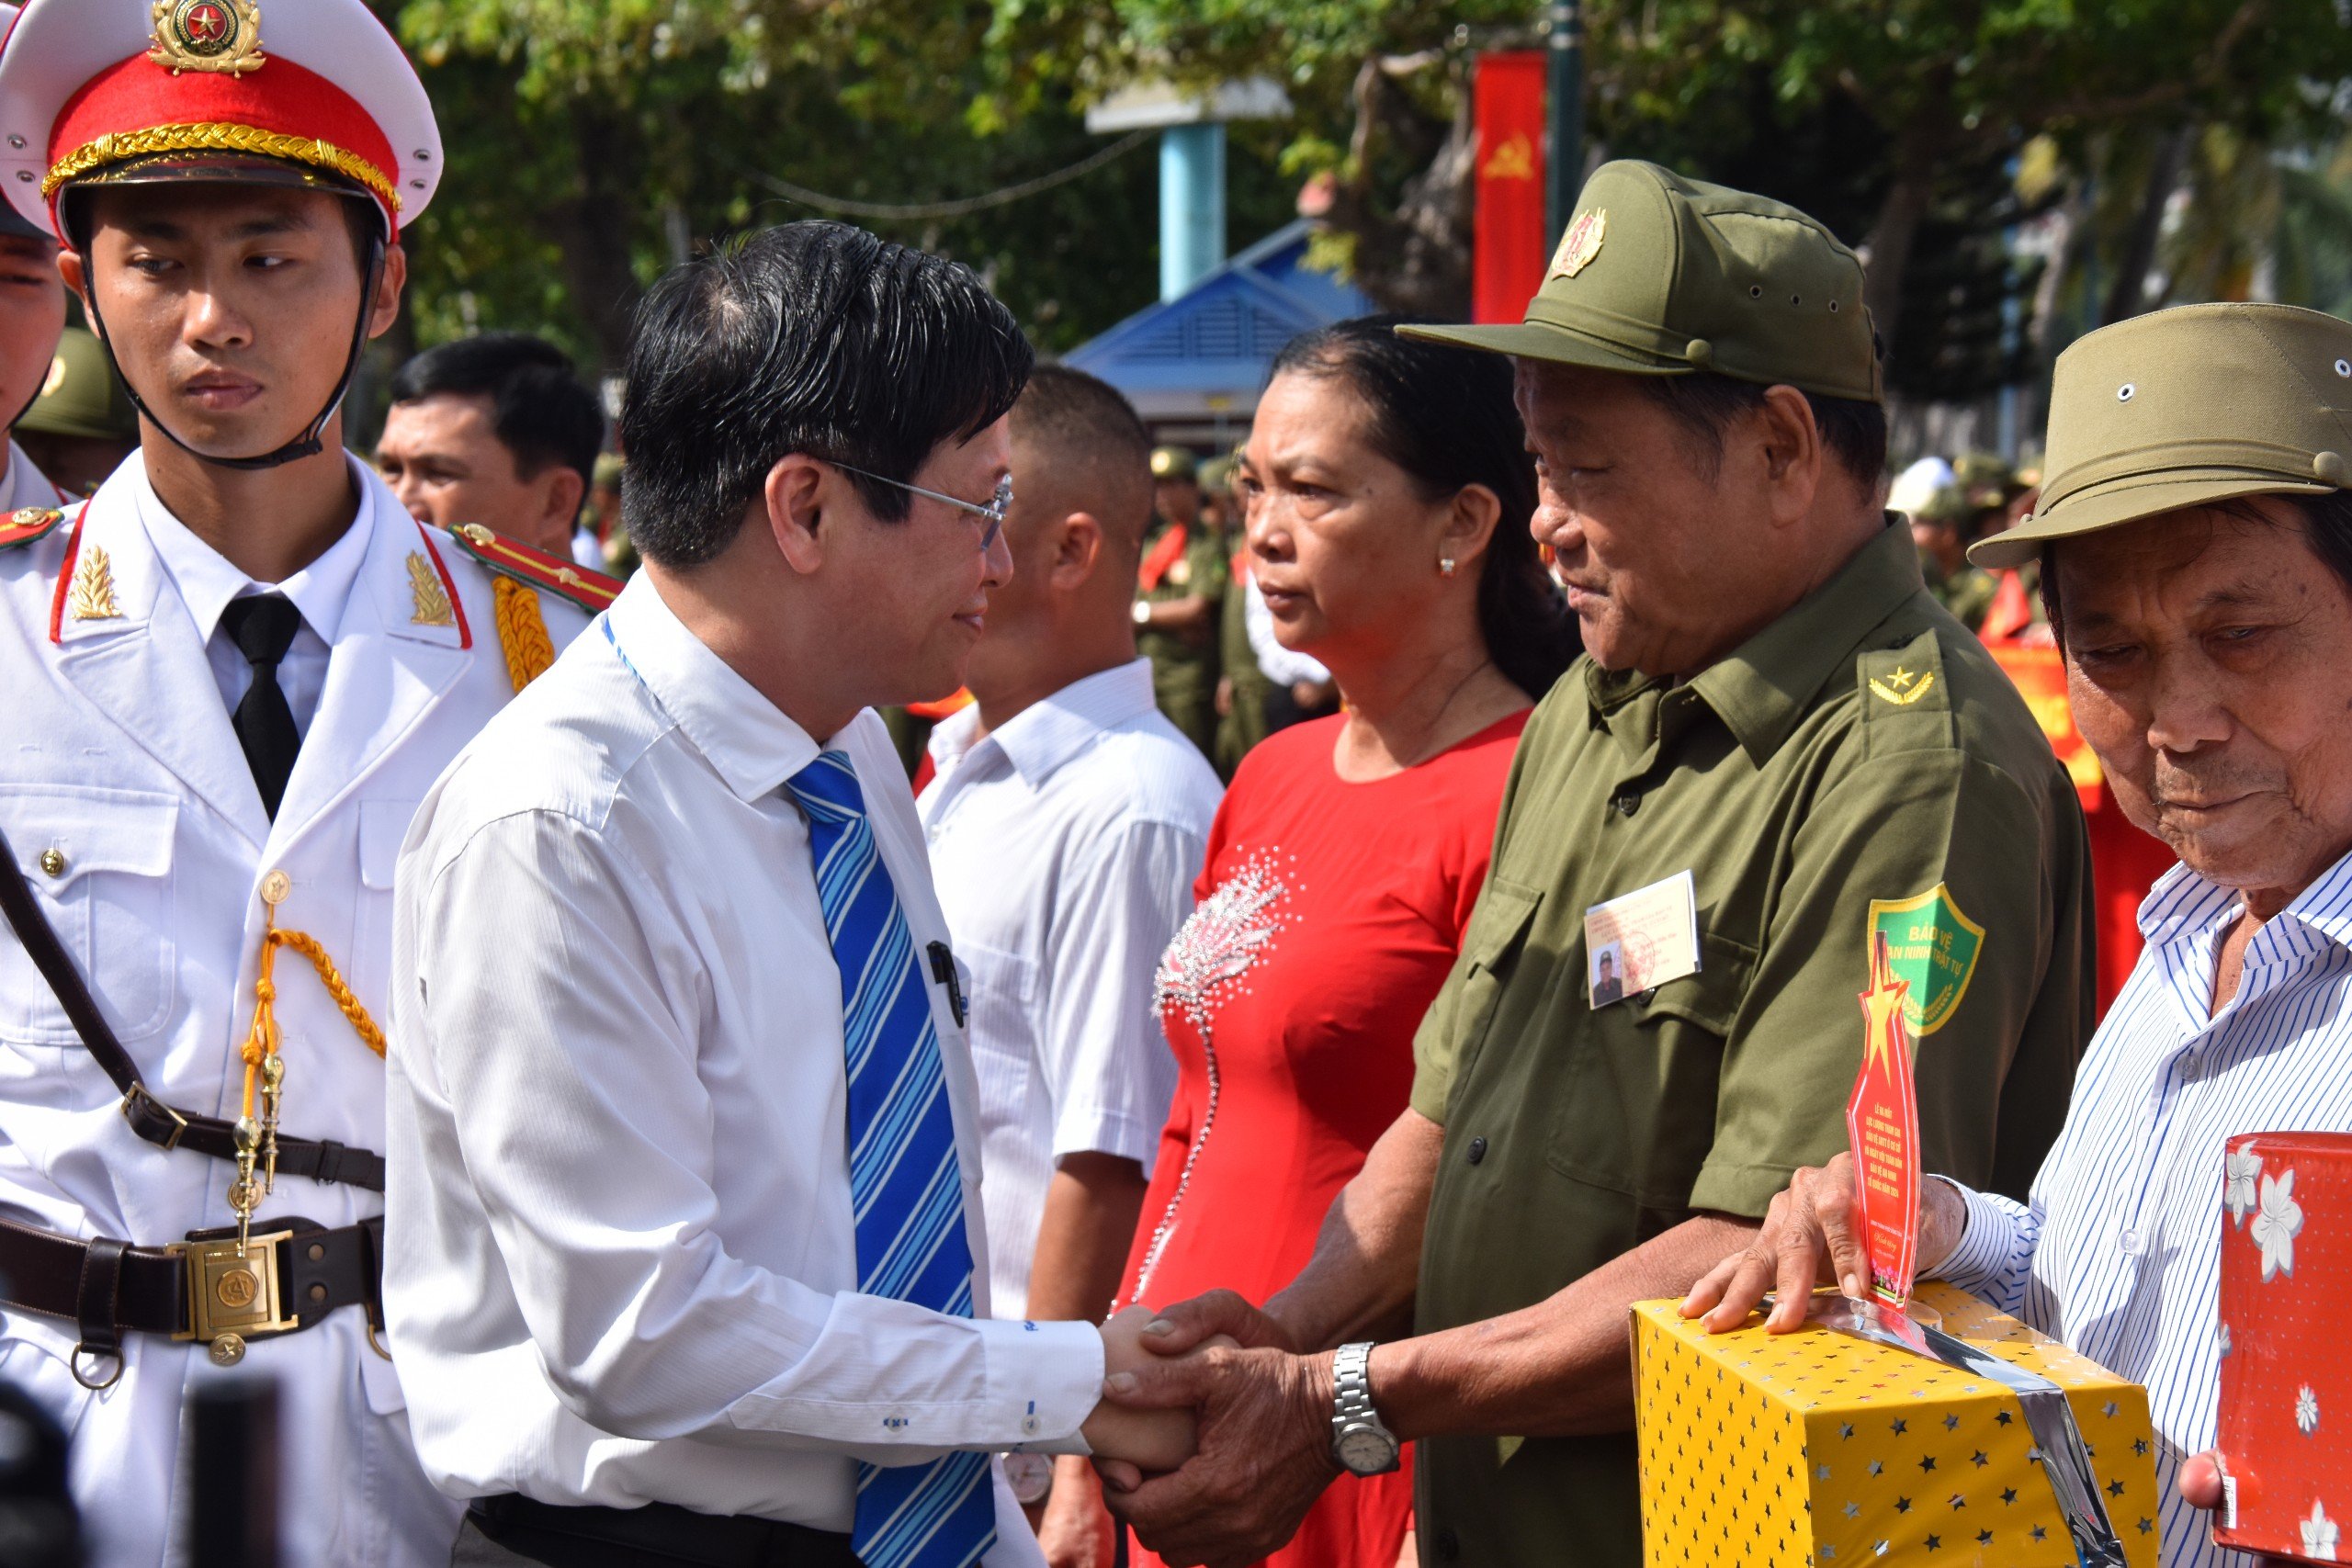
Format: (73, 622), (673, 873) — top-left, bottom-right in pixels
(2215, 1131), (2352, 1563)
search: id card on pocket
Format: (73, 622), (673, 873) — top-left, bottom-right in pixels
(1583, 870), (1700, 1008)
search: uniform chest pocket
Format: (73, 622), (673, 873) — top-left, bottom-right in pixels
(1435, 877), (1544, 1108)
(0, 786), (178, 1051)
(1544, 930), (1758, 1206)
(956, 942), (1038, 1125)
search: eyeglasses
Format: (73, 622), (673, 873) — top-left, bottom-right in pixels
(831, 462), (1012, 552)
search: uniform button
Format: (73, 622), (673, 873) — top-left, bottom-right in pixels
(1436, 1527), (1461, 1561)
(1466, 1136), (1488, 1166)
(260, 870), (291, 906)
(1612, 791), (1640, 817)
(37, 848), (64, 878)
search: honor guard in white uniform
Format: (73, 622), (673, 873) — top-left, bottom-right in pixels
(0, 3), (616, 1562)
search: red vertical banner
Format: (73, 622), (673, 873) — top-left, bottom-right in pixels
(1847, 932), (1922, 1310)
(1473, 51), (1549, 324)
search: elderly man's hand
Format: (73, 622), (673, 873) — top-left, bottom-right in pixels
(1093, 1341), (1341, 1568)
(1136, 1289), (1302, 1358)
(2177, 1450), (2301, 1566)
(1678, 1153), (1968, 1334)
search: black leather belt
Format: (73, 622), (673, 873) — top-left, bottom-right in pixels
(468, 1495), (865, 1568)
(0, 1213), (384, 1384)
(0, 824), (385, 1192)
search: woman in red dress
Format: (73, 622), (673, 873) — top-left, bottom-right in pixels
(1108, 317), (1578, 1568)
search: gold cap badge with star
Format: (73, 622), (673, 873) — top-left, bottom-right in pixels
(148, 0), (266, 78)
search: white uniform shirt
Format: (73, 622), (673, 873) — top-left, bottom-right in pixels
(0, 453), (590, 1568)
(0, 437), (66, 513)
(385, 573), (1102, 1558)
(917, 660), (1219, 1318)
(1939, 851), (2352, 1568)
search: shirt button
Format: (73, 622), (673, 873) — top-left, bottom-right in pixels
(1612, 791), (1640, 817)
(2119, 1228), (2142, 1254)
(37, 847), (64, 878)
(1021, 1415), (1040, 1436)
(1466, 1136), (1488, 1166)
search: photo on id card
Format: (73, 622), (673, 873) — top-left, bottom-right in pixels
(1583, 869), (1701, 1007)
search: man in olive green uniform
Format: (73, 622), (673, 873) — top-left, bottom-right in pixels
(1909, 481), (1997, 631)
(1100, 163), (2093, 1568)
(1135, 446), (1227, 757)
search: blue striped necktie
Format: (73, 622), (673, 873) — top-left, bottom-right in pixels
(786, 750), (996, 1568)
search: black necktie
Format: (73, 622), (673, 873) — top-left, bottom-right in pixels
(220, 594), (303, 819)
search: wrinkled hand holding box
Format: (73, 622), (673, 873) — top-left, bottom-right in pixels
(1633, 1281), (2161, 1567)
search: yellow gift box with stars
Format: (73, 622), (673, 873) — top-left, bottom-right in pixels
(1631, 1282), (2160, 1567)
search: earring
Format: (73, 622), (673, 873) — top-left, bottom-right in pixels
(1439, 555), (1457, 578)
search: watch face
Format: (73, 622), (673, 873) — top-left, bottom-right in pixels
(1004, 1452), (1054, 1506)
(1336, 1425), (1399, 1476)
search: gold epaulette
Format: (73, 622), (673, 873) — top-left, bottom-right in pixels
(0, 507), (65, 552)
(443, 524), (621, 613)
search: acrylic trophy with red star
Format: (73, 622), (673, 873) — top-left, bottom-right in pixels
(1846, 931), (1923, 1311)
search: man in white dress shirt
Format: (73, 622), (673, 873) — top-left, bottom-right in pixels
(1683, 301), (2352, 1567)
(0, 2), (602, 1562)
(386, 222), (1193, 1568)
(920, 367), (1221, 1563)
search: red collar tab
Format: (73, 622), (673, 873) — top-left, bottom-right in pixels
(445, 524), (622, 614)
(0, 505), (65, 551)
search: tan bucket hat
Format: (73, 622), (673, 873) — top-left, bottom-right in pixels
(1972, 302), (2352, 569)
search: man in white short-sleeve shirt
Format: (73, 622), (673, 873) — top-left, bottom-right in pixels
(921, 368), (1222, 1551)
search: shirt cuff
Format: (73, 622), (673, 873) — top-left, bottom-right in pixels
(1931, 1178), (2027, 1297)
(986, 1317), (1103, 1455)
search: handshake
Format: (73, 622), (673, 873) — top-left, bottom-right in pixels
(1067, 1296), (1355, 1568)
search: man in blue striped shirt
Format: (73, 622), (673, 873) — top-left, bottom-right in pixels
(1686, 300), (2352, 1568)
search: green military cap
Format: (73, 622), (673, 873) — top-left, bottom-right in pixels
(1973, 302), (2352, 569)
(1199, 454), (1236, 492)
(1149, 446), (1199, 482)
(1909, 484), (1971, 525)
(1400, 160), (1882, 404)
(16, 326), (136, 443)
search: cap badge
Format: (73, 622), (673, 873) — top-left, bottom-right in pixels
(1550, 209), (1607, 280)
(40, 355), (65, 399)
(148, 0), (266, 78)
(407, 552), (455, 628)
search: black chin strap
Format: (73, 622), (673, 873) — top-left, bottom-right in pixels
(81, 221), (387, 474)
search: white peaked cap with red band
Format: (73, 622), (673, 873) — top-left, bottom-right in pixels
(0, 0), (442, 241)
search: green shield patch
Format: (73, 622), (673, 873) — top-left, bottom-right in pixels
(1866, 884), (1985, 1036)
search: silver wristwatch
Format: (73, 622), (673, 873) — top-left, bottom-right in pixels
(1329, 1341), (1401, 1475)
(1003, 1451), (1053, 1506)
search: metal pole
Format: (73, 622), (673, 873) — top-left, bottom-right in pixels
(1159, 122), (1227, 302)
(1545, 0), (1585, 242)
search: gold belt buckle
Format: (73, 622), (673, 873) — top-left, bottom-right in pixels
(169, 1231), (298, 1367)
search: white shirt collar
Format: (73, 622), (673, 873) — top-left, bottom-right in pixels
(134, 452), (378, 649)
(927, 658), (1158, 790)
(604, 571), (823, 801)
(2138, 840), (2352, 957)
